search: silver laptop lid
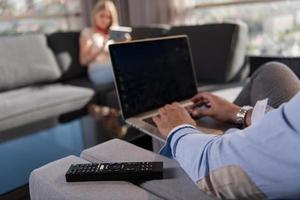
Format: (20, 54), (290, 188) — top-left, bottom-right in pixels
(109, 35), (198, 119)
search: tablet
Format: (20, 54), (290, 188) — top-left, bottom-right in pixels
(109, 26), (132, 41)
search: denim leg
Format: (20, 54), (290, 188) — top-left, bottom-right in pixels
(88, 63), (115, 91)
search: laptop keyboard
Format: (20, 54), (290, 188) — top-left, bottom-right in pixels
(143, 117), (157, 127)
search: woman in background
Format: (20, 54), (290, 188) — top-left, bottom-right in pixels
(80, 0), (119, 90)
(80, 0), (128, 136)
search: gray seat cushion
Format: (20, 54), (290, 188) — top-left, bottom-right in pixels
(0, 84), (94, 131)
(29, 155), (162, 200)
(81, 139), (215, 200)
(0, 34), (61, 91)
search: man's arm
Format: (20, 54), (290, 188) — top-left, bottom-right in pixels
(160, 125), (220, 182)
(154, 96), (269, 182)
(154, 92), (300, 199)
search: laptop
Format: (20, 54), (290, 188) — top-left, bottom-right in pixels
(109, 35), (199, 141)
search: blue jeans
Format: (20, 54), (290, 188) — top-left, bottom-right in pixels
(88, 63), (115, 91)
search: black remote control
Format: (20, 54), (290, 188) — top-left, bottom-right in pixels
(65, 162), (163, 182)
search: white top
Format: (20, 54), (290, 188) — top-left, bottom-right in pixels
(80, 28), (111, 66)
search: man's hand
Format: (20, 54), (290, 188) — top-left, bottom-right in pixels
(153, 103), (196, 139)
(188, 92), (241, 123)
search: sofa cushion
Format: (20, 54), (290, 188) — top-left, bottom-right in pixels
(65, 77), (116, 104)
(47, 32), (87, 81)
(65, 77), (101, 92)
(131, 25), (170, 40)
(0, 84), (94, 132)
(0, 34), (61, 91)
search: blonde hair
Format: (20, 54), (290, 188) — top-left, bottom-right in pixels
(91, 0), (119, 29)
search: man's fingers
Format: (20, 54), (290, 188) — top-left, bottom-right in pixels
(192, 107), (211, 117)
(171, 102), (181, 107)
(152, 115), (162, 126)
(152, 115), (159, 123)
(159, 107), (167, 116)
(191, 92), (215, 103)
(165, 104), (173, 110)
(171, 102), (186, 112)
(186, 106), (193, 114)
(191, 93), (204, 103)
(190, 93), (210, 105)
(189, 101), (205, 110)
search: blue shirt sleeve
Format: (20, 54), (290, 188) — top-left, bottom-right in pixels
(160, 126), (220, 182)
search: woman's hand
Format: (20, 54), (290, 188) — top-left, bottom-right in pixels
(124, 33), (132, 42)
(153, 103), (196, 139)
(188, 92), (241, 124)
(104, 39), (114, 50)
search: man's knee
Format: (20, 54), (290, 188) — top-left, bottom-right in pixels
(253, 61), (294, 80)
(258, 61), (289, 74)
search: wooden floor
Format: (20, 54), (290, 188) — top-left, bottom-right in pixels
(0, 185), (30, 200)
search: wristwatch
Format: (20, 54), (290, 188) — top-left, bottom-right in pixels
(235, 106), (253, 127)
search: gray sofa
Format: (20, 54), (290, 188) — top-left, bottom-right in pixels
(0, 21), (248, 134)
(6, 22), (248, 199)
(0, 34), (94, 132)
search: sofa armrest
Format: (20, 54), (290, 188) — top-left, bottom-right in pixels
(29, 155), (161, 200)
(81, 139), (216, 200)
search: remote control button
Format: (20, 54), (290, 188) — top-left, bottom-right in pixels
(100, 165), (104, 170)
(109, 163), (122, 171)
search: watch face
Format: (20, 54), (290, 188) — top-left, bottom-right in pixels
(236, 106), (253, 125)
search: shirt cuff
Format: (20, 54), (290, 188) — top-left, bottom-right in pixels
(159, 124), (197, 158)
(167, 124), (196, 138)
(251, 98), (269, 125)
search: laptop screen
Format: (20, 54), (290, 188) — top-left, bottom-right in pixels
(109, 36), (198, 119)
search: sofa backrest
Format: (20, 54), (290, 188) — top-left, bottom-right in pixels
(166, 22), (248, 84)
(131, 23), (248, 84)
(47, 32), (87, 82)
(0, 34), (61, 91)
(131, 25), (170, 40)
(45, 22), (248, 85)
